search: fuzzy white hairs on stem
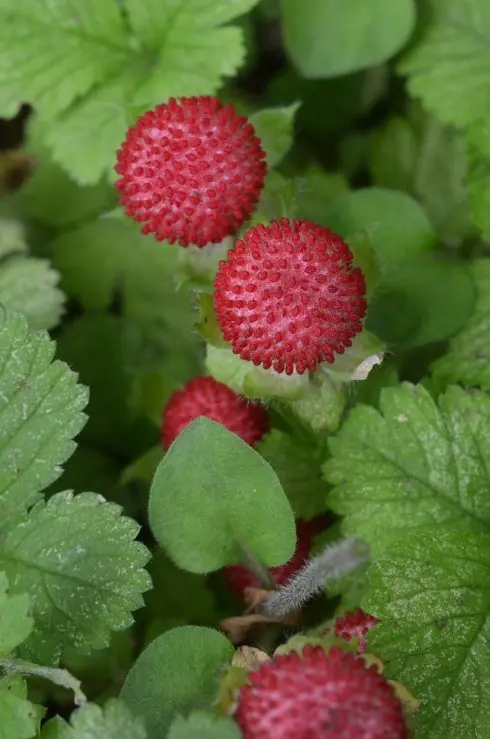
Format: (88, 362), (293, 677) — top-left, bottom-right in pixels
(261, 538), (370, 619)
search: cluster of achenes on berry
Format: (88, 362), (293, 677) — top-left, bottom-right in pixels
(115, 98), (406, 738)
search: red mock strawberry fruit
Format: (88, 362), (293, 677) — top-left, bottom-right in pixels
(334, 608), (379, 654)
(161, 376), (269, 450)
(222, 517), (325, 599)
(235, 645), (407, 739)
(115, 96), (267, 247)
(214, 218), (367, 375)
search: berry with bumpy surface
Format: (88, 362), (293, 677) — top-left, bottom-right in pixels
(235, 645), (407, 739)
(115, 96), (267, 247)
(161, 376), (269, 450)
(214, 218), (367, 375)
(222, 517), (326, 599)
(334, 608), (379, 654)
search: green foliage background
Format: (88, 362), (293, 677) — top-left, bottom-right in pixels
(0, 1), (490, 737)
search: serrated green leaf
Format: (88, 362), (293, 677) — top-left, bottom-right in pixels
(12, 0), (260, 184)
(257, 430), (329, 519)
(54, 698), (147, 739)
(249, 103), (300, 168)
(399, 0), (490, 128)
(149, 418), (296, 574)
(364, 529), (490, 738)
(326, 188), (475, 346)
(167, 711), (241, 739)
(0, 0), (129, 120)
(0, 218), (65, 330)
(282, 0), (415, 78)
(0, 572), (32, 655)
(432, 260), (490, 390)
(0, 257), (64, 331)
(369, 109), (473, 243)
(0, 312), (87, 526)
(121, 626), (234, 739)
(0, 491), (151, 664)
(325, 383), (490, 553)
(0, 676), (41, 739)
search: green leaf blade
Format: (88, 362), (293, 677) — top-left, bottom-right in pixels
(0, 0), (129, 119)
(55, 698), (147, 739)
(432, 260), (490, 390)
(325, 383), (490, 552)
(0, 491), (151, 664)
(167, 711), (241, 739)
(148, 418), (296, 573)
(0, 313), (88, 525)
(121, 626), (234, 738)
(282, 0), (416, 78)
(365, 529), (490, 738)
(0, 572), (32, 655)
(399, 0), (490, 128)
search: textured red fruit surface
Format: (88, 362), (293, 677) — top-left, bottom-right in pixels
(235, 645), (407, 739)
(115, 96), (267, 247)
(214, 218), (367, 375)
(161, 376), (269, 450)
(334, 608), (379, 654)
(222, 517), (326, 599)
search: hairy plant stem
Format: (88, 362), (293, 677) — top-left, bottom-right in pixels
(0, 658), (86, 705)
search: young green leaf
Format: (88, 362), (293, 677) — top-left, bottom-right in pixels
(121, 626), (234, 738)
(325, 384), (490, 553)
(0, 491), (151, 664)
(0, 675), (41, 739)
(249, 103), (300, 168)
(282, 0), (415, 78)
(364, 529), (490, 739)
(167, 711), (241, 739)
(0, 573), (32, 656)
(48, 699), (147, 739)
(432, 260), (490, 390)
(0, 312), (87, 526)
(257, 430), (329, 519)
(149, 418), (296, 573)
(399, 0), (490, 128)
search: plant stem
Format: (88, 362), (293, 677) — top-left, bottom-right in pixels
(0, 658), (86, 706)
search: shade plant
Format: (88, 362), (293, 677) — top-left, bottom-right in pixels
(0, 1), (489, 737)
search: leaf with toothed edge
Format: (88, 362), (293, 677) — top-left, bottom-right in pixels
(0, 491), (151, 665)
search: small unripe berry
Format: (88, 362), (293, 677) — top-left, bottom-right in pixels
(214, 218), (367, 375)
(334, 608), (379, 654)
(161, 376), (269, 450)
(115, 96), (267, 247)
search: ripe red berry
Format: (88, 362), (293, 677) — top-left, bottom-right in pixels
(334, 608), (379, 654)
(222, 517), (325, 599)
(115, 96), (267, 247)
(235, 645), (407, 739)
(213, 218), (367, 375)
(161, 376), (269, 450)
